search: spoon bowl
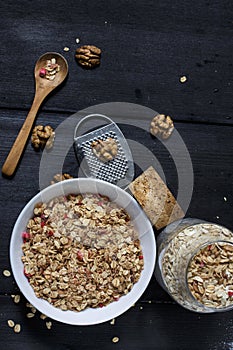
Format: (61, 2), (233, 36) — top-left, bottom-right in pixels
(2, 52), (68, 177)
(34, 52), (68, 94)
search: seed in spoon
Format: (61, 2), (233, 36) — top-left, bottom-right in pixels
(40, 58), (60, 80)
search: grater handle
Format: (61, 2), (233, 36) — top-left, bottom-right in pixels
(74, 113), (115, 140)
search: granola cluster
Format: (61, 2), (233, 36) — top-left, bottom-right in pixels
(21, 193), (144, 312)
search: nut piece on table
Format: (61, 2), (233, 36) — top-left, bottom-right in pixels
(51, 173), (73, 184)
(75, 45), (101, 68)
(91, 137), (118, 163)
(150, 114), (174, 140)
(31, 125), (55, 150)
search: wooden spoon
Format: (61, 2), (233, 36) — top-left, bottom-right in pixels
(2, 52), (68, 177)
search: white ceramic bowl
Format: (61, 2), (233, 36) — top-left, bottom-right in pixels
(10, 178), (156, 325)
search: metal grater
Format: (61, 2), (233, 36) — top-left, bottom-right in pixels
(73, 114), (134, 188)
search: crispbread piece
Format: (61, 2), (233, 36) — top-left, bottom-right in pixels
(128, 166), (184, 230)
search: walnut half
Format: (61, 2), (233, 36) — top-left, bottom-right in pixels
(150, 114), (174, 140)
(75, 45), (101, 68)
(31, 125), (55, 150)
(91, 137), (118, 163)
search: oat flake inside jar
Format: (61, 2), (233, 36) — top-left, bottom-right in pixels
(155, 218), (233, 312)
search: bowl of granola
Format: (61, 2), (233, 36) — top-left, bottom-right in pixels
(10, 178), (156, 325)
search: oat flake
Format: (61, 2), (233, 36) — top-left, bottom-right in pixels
(14, 324), (21, 333)
(3, 269), (11, 277)
(180, 76), (187, 83)
(13, 295), (21, 304)
(46, 321), (52, 329)
(112, 337), (119, 343)
(7, 320), (15, 328)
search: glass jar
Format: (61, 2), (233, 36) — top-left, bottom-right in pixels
(155, 218), (233, 313)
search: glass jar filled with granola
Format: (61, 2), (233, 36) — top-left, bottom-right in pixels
(155, 218), (233, 312)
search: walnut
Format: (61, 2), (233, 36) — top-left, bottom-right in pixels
(50, 173), (73, 184)
(150, 114), (174, 140)
(31, 125), (55, 150)
(75, 45), (101, 68)
(91, 137), (118, 163)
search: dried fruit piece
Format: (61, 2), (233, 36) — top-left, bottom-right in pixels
(39, 68), (47, 77)
(110, 318), (115, 325)
(150, 114), (174, 140)
(75, 45), (101, 68)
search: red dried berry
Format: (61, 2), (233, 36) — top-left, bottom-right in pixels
(22, 232), (30, 242)
(47, 230), (54, 237)
(228, 291), (233, 297)
(24, 268), (32, 279)
(41, 221), (45, 228)
(77, 250), (83, 261)
(139, 255), (144, 260)
(39, 68), (46, 77)
(98, 303), (104, 308)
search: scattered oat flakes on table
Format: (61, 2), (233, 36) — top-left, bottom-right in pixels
(112, 336), (119, 343)
(3, 269), (11, 277)
(14, 324), (21, 333)
(180, 75), (187, 83)
(110, 318), (115, 325)
(46, 321), (52, 330)
(7, 320), (15, 328)
(13, 294), (21, 304)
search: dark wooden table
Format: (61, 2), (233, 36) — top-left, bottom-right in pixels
(1, 1), (233, 349)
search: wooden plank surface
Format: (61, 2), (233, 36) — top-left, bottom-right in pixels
(1, 0), (233, 349)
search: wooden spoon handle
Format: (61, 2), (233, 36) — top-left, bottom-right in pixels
(2, 95), (43, 177)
